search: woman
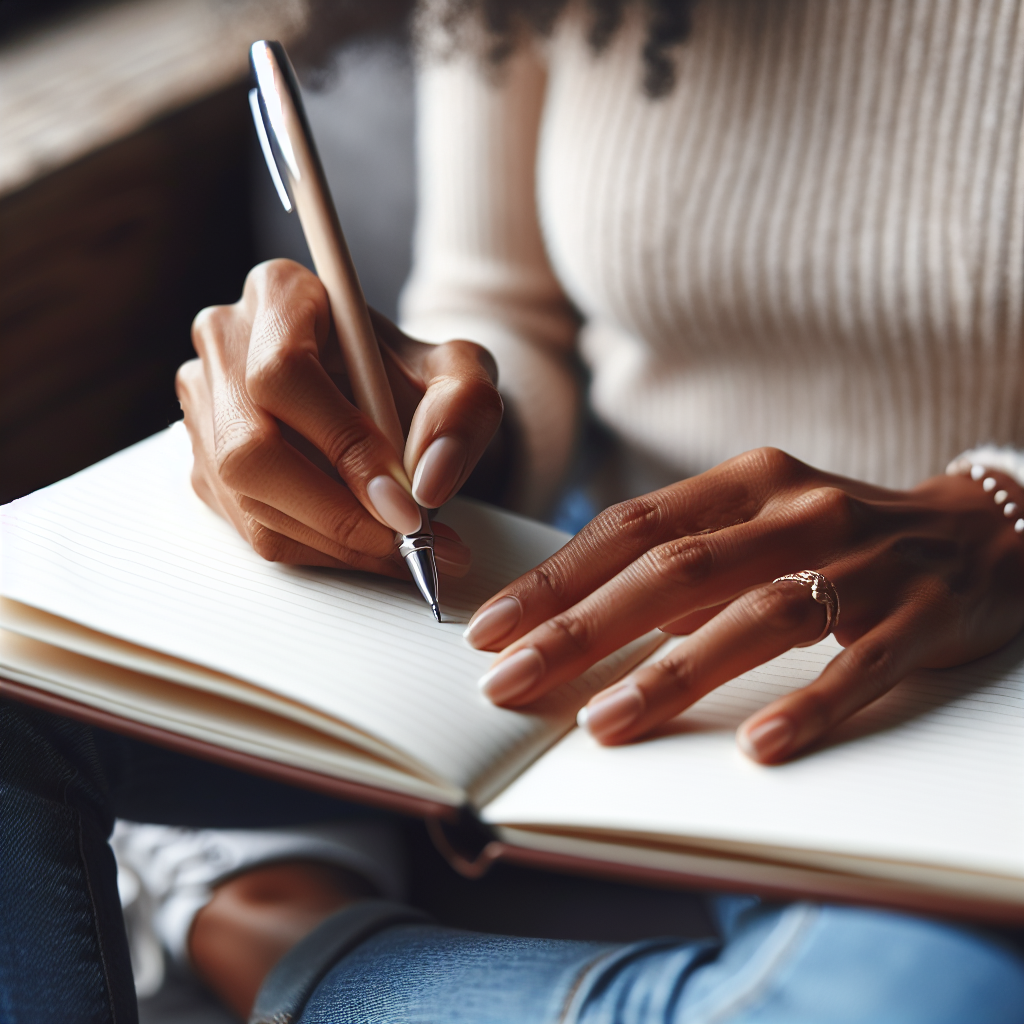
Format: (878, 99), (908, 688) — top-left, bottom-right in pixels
(5, 1), (1024, 1020)
(179, 0), (1024, 759)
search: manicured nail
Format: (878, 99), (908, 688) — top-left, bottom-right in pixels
(464, 596), (522, 649)
(412, 436), (467, 508)
(578, 682), (644, 740)
(478, 647), (543, 703)
(366, 475), (422, 535)
(434, 536), (472, 577)
(738, 717), (794, 761)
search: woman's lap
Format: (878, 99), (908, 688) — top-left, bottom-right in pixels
(5, 699), (1024, 1024)
(0, 699), (376, 1022)
(300, 903), (1024, 1024)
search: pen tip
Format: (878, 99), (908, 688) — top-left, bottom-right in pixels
(432, 603), (442, 623)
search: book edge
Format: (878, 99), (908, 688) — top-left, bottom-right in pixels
(0, 673), (461, 822)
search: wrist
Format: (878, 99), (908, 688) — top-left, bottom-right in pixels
(946, 448), (1024, 535)
(947, 446), (1024, 489)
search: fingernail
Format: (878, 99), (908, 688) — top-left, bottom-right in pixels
(738, 717), (794, 761)
(478, 647), (543, 703)
(434, 536), (472, 577)
(412, 436), (467, 508)
(464, 596), (521, 649)
(578, 682), (644, 740)
(367, 475), (422, 535)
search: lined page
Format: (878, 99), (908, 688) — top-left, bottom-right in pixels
(0, 627), (451, 803)
(483, 634), (1024, 877)
(0, 424), (659, 796)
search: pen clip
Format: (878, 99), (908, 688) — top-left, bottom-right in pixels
(249, 40), (318, 214)
(248, 87), (292, 213)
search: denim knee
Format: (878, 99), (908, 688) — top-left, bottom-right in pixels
(298, 922), (618, 1024)
(293, 900), (1024, 1024)
(677, 902), (1024, 1024)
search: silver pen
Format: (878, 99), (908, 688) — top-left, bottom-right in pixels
(249, 40), (440, 621)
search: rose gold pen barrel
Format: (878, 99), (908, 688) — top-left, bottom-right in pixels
(250, 40), (440, 619)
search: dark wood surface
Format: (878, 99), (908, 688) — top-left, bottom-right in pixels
(0, 85), (255, 503)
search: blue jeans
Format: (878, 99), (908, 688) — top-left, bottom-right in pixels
(4, 697), (1024, 1024)
(299, 905), (1024, 1023)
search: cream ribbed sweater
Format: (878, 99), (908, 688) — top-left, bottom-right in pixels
(401, 1), (1024, 514)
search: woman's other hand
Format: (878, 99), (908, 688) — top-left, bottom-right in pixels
(467, 448), (1024, 762)
(176, 260), (502, 578)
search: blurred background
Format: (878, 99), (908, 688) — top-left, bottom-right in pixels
(0, 0), (416, 504)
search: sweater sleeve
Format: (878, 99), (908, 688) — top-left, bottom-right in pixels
(399, 44), (581, 517)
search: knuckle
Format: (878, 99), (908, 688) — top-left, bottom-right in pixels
(749, 585), (819, 634)
(645, 536), (716, 588)
(191, 305), (233, 352)
(791, 486), (863, 538)
(519, 563), (572, 606)
(247, 259), (324, 313)
(324, 421), (379, 473)
(590, 496), (663, 547)
(539, 613), (594, 659)
(850, 641), (896, 696)
(656, 653), (695, 695)
(245, 341), (307, 404)
(248, 258), (300, 292)
(426, 371), (504, 433)
(449, 338), (500, 385)
(214, 423), (271, 489)
(249, 523), (289, 562)
(319, 500), (378, 550)
(461, 375), (504, 423)
(741, 446), (802, 481)
(807, 485), (854, 519)
(174, 359), (202, 400)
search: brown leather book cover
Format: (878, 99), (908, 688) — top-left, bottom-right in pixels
(0, 674), (458, 822)
(6, 672), (1020, 927)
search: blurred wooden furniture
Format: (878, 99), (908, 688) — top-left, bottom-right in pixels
(0, 0), (307, 502)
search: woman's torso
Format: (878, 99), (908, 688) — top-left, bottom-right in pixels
(537, 0), (1024, 488)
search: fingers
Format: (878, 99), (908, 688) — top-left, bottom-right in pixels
(180, 337), (472, 575)
(198, 316), (401, 560)
(233, 268), (422, 536)
(466, 449), (825, 651)
(464, 495), (705, 652)
(242, 515), (391, 572)
(180, 346), (399, 562)
(369, 310), (504, 509)
(735, 604), (933, 764)
(577, 579), (831, 743)
(400, 336), (504, 509)
(476, 519), (825, 706)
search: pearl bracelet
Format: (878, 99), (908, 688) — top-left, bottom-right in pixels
(946, 449), (1024, 535)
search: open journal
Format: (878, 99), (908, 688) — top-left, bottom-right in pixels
(3, 423), (1024, 924)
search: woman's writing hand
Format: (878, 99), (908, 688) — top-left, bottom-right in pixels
(468, 448), (1024, 762)
(176, 260), (502, 577)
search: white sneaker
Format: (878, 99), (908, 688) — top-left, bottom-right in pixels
(112, 818), (406, 994)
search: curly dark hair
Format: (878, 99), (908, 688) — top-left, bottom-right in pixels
(293, 1), (697, 97)
(425, 0), (697, 96)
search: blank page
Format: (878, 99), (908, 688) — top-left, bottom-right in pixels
(484, 633), (1024, 877)
(0, 424), (662, 799)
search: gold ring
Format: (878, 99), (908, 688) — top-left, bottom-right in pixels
(772, 570), (840, 647)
